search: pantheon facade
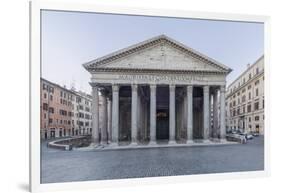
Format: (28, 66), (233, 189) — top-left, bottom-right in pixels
(83, 35), (232, 146)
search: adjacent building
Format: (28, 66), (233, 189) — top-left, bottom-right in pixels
(226, 56), (264, 134)
(71, 89), (93, 136)
(40, 78), (94, 139)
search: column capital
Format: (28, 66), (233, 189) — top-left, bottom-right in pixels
(112, 84), (119, 92)
(220, 85), (226, 93)
(131, 84), (138, 92)
(187, 85), (193, 92)
(100, 88), (109, 96)
(203, 85), (209, 93)
(150, 84), (157, 92)
(90, 83), (99, 88)
(169, 84), (176, 91)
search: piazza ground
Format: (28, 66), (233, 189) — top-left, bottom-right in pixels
(41, 136), (264, 184)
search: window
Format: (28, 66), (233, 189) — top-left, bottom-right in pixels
(50, 95), (53, 101)
(49, 87), (54, 93)
(255, 116), (260, 121)
(242, 95), (246, 103)
(255, 80), (260, 85)
(44, 93), (47, 99)
(249, 73), (252, 80)
(49, 107), (54, 114)
(43, 83), (47, 90)
(256, 67), (259, 74)
(79, 112), (84, 118)
(76, 97), (81, 103)
(256, 88), (259, 96)
(248, 85), (251, 90)
(254, 102), (259, 110)
(248, 92), (251, 100)
(247, 104), (251, 112)
(49, 118), (53, 124)
(249, 117), (251, 122)
(43, 103), (48, 110)
(59, 109), (67, 116)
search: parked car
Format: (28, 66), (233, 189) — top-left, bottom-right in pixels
(226, 133), (247, 144)
(252, 132), (260, 137)
(245, 134), (254, 140)
(239, 132), (254, 140)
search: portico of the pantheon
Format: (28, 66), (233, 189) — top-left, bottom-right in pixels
(83, 35), (232, 147)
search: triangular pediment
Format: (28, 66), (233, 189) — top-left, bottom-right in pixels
(83, 35), (231, 74)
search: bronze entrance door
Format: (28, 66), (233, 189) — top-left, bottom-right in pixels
(156, 109), (169, 140)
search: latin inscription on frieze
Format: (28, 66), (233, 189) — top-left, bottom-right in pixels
(118, 74), (206, 83)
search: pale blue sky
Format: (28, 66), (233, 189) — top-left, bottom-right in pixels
(41, 10), (264, 93)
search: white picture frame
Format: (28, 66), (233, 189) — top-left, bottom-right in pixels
(29, 1), (270, 192)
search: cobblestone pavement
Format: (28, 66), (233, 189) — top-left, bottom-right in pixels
(41, 136), (264, 184)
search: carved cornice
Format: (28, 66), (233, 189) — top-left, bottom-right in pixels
(90, 67), (227, 75)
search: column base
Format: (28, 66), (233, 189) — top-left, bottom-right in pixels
(168, 140), (176, 144)
(130, 141), (138, 146)
(101, 141), (108, 146)
(109, 142), (118, 147)
(90, 142), (100, 148)
(186, 140), (194, 144)
(148, 141), (157, 145)
(203, 139), (211, 143)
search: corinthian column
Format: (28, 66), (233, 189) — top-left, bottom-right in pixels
(100, 89), (108, 145)
(220, 85), (227, 142)
(111, 84), (119, 146)
(187, 85), (193, 143)
(91, 84), (99, 145)
(213, 89), (218, 139)
(149, 84), (157, 145)
(131, 84), (138, 145)
(107, 98), (112, 143)
(169, 84), (176, 144)
(203, 85), (210, 142)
